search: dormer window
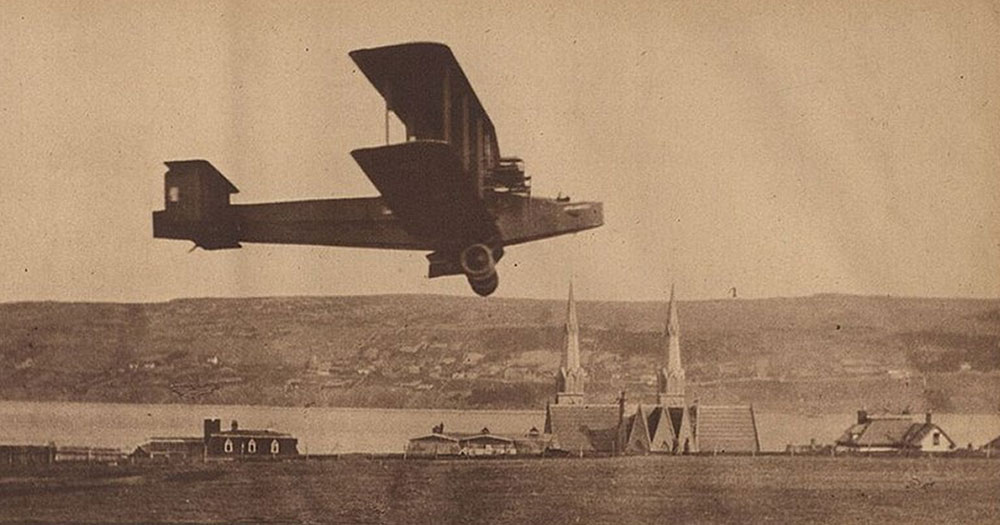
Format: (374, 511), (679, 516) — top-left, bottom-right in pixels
(270, 440), (280, 454)
(248, 439), (257, 453)
(933, 432), (940, 446)
(224, 438), (233, 453)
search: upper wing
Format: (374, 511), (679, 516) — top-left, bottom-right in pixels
(349, 42), (501, 194)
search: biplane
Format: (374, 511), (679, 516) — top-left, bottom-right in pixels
(152, 42), (603, 296)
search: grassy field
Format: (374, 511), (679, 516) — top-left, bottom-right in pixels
(1, 456), (998, 524)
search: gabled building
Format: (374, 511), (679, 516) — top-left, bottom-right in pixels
(544, 283), (761, 456)
(836, 411), (955, 453)
(204, 419), (299, 459)
(650, 405), (696, 454)
(545, 402), (623, 455)
(544, 283), (625, 455)
(622, 404), (653, 454)
(621, 286), (758, 455)
(652, 285), (698, 453)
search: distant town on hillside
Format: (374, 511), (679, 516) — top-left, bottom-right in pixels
(1, 294), (998, 413)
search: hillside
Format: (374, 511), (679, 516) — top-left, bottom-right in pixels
(1, 294), (998, 413)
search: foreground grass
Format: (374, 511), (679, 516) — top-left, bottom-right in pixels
(1, 456), (998, 524)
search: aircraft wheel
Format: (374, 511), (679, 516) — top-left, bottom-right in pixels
(468, 272), (499, 297)
(459, 243), (495, 278)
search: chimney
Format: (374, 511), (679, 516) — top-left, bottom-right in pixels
(231, 420), (239, 431)
(857, 410), (868, 424)
(925, 412), (932, 424)
(203, 418), (220, 442)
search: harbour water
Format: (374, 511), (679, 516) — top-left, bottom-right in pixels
(1, 400), (998, 454)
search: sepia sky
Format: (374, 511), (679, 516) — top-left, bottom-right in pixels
(1, 0), (998, 303)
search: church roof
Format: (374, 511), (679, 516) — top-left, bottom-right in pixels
(545, 404), (620, 453)
(623, 404), (653, 454)
(695, 405), (760, 453)
(646, 406), (666, 437)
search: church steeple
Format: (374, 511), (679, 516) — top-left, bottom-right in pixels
(556, 281), (585, 404)
(657, 284), (686, 407)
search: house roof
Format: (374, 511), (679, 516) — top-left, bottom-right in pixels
(211, 429), (293, 439)
(838, 418), (954, 449)
(147, 437), (205, 443)
(409, 433), (460, 443)
(134, 438), (205, 455)
(458, 434), (514, 445)
(545, 404), (620, 453)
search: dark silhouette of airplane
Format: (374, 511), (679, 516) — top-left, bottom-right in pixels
(152, 42), (603, 296)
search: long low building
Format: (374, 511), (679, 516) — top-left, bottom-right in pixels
(132, 437), (206, 462)
(407, 427), (550, 457)
(1, 445), (56, 466)
(2, 444), (126, 465)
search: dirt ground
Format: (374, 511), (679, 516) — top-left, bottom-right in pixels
(1, 456), (998, 524)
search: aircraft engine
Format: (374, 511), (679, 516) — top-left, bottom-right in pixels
(459, 243), (499, 297)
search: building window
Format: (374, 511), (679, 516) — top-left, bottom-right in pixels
(224, 438), (233, 454)
(270, 440), (280, 454)
(247, 439), (257, 454)
(168, 186), (180, 203)
(933, 433), (940, 446)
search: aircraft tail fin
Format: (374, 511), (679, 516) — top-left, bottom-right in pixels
(152, 160), (242, 250)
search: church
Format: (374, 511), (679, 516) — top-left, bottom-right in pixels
(543, 284), (760, 456)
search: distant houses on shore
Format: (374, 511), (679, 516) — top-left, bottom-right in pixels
(1, 418), (300, 467)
